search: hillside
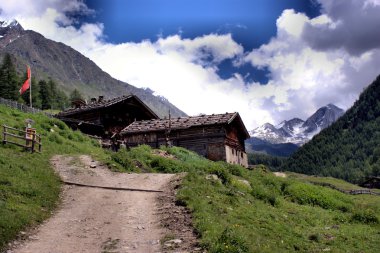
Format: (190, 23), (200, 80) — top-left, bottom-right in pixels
(281, 75), (380, 183)
(0, 20), (186, 118)
(110, 145), (380, 252)
(1, 105), (379, 252)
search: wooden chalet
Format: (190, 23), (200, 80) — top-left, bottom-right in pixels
(120, 112), (250, 167)
(56, 95), (159, 138)
(359, 176), (380, 189)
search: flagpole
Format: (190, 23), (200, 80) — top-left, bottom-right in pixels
(29, 65), (32, 108)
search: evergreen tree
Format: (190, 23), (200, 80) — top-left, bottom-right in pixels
(0, 54), (19, 100)
(47, 78), (68, 110)
(69, 88), (84, 103)
(39, 80), (51, 110)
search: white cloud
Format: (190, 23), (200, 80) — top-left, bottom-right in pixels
(276, 9), (308, 38)
(0, 0), (379, 130)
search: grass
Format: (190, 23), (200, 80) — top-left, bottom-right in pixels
(0, 104), (110, 251)
(110, 145), (380, 252)
(1, 103), (379, 253)
(286, 172), (380, 193)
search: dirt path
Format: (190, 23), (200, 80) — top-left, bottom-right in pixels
(10, 155), (182, 253)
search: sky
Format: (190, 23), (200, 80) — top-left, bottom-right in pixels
(0, 0), (380, 130)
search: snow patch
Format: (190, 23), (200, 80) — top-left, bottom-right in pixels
(0, 19), (18, 28)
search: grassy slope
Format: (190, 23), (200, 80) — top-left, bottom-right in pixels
(111, 145), (380, 253)
(0, 104), (110, 250)
(1, 104), (379, 253)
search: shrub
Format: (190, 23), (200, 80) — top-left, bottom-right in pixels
(209, 166), (231, 185)
(351, 209), (379, 224)
(283, 182), (352, 211)
(110, 149), (135, 172)
(251, 183), (279, 207)
(48, 132), (64, 144)
(211, 227), (249, 253)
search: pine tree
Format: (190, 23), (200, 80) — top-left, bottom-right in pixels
(47, 78), (68, 110)
(39, 80), (51, 110)
(0, 54), (19, 100)
(69, 88), (84, 103)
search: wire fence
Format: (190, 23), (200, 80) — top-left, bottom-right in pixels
(0, 97), (52, 117)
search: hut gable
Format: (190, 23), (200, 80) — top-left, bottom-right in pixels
(121, 112), (250, 167)
(56, 95), (159, 137)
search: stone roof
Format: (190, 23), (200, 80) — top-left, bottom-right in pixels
(121, 112), (249, 138)
(56, 95), (158, 118)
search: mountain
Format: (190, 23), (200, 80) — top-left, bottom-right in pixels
(249, 104), (344, 145)
(302, 104), (344, 134)
(281, 75), (380, 183)
(245, 137), (299, 157)
(0, 19), (186, 118)
(246, 104), (344, 156)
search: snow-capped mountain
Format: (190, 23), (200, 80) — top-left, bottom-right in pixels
(0, 19), (24, 48)
(249, 104), (344, 146)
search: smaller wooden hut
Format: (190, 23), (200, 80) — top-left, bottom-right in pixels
(56, 95), (159, 138)
(120, 112), (249, 167)
(360, 177), (380, 189)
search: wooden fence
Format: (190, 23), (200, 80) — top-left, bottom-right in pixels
(0, 97), (52, 117)
(2, 125), (42, 153)
(310, 181), (380, 196)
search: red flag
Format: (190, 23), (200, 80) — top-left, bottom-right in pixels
(19, 66), (31, 95)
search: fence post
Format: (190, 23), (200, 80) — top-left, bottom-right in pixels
(38, 135), (42, 152)
(2, 125), (6, 144)
(31, 132), (36, 153)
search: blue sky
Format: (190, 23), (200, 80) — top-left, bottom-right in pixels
(80, 0), (320, 83)
(1, 0), (380, 129)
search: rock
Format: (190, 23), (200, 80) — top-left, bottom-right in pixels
(206, 174), (219, 180)
(90, 164), (96, 168)
(164, 239), (182, 248)
(150, 240), (160, 245)
(137, 225), (145, 230)
(237, 179), (251, 188)
(29, 235), (39, 240)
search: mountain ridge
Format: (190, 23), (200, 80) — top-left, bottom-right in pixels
(249, 103), (344, 146)
(246, 104), (344, 157)
(0, 19), (186, 118)
(281, 75), (380, 183)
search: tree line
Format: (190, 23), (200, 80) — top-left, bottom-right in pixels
(0, 53), (84, 110)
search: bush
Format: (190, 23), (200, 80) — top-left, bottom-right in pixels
(251, 183), (279, 207)
(209, 166), (231, 185)
(351, 209), (379, 224)
(211, 227), (249, 253)
(283, 182), (352, 211)
(48, 132), (64, 144)
(110, 149), (135, 171)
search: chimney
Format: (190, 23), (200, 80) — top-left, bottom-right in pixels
(98, 96), (104, 103)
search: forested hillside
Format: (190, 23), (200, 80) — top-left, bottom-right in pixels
(281, 75), (380, 183)
(0, 53), (73, 110)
